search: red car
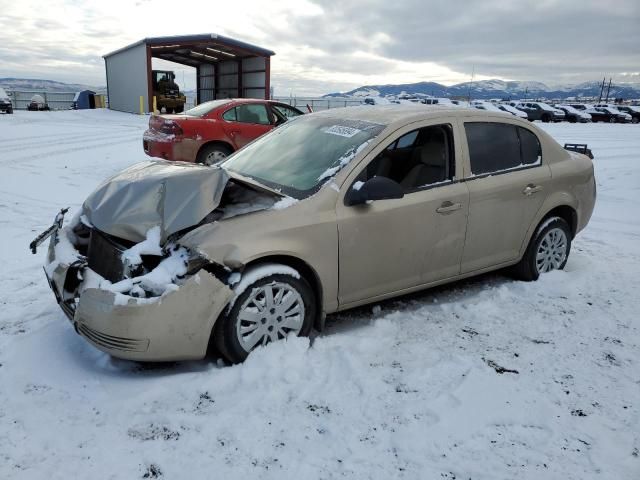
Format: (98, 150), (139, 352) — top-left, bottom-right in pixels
(143, 99), (304, 165)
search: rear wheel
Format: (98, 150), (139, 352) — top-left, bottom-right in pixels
(196, 143), (232, 166)
(541, 113), (551, 123)
(174, 105), (184, 114)
(632, 117), (639, 124)
(512, 217), (572, 281)
(568, 116), (576, 123)
(609, 116), (616, 123)
(215, 270), (316, 363)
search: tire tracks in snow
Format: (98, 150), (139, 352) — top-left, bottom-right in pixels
(1, 135), (142, 164)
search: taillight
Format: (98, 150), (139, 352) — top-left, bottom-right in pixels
(149, 116), (183, 136)
(160, 120), (183, 136)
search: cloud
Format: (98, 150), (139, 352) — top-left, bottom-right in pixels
(0, 0), (638, 95)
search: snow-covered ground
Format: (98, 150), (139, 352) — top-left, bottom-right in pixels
(0, 110), (638, 480)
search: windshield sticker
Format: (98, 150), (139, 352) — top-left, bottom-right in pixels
(324, 125), (362, 138)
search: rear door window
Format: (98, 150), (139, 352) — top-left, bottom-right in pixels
(235, 104), (271, 125)
(465, 122), (542, 175)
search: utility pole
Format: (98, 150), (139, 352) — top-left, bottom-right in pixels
(467, 65), (475, 103)
(524, 87), (528, 101)
(598, 76), (606, 103)
(605, 77), (612, 102)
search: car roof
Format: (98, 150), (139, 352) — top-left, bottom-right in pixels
(308, 104), (514, 127)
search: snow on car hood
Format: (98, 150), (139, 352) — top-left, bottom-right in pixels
(82, 160), (229, 243)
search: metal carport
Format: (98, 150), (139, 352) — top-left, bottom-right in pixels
(103, 33), (275, 114)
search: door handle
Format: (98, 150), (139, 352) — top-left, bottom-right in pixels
(436, 201), (462, 214)
(522, 184), (543, 196)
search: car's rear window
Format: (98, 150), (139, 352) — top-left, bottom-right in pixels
(465, 122), (541, 176)
(184, 100), (232, 117)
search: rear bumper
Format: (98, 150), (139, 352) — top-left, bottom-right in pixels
(45, 236), (233, 361)
(143, 130), (201, 163)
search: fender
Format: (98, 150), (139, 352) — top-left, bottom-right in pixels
(518, 190), (578, 256)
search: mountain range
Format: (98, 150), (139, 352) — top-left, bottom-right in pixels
(0, 78), (104, 92)
(325, 79), (640, 100)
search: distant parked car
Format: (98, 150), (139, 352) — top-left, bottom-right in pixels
(27, 94), (50, 111)
(143, 99), (304, 165)
(554, 105), (592, 123)
(450, 99), (471, 108)
(498, 103), (528, 119)
(594, 104), (634, 123)
(0, 87), (12, 114)
(471, 100), (504, 113)
(512, 102), (565, 122)
(422, 98), (455, 106)
(567, 104), (623, 123)
(612, 105), (640, 123)
(593, 107), (631, 123)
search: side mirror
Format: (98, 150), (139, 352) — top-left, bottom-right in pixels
(345, 176), (404, 206)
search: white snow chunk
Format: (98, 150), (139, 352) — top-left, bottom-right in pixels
(121, 226), (162, 266)
(317, 140), (371, 182)
(272, 196), (298, 210)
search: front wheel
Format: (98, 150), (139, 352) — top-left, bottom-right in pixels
(609, 117), (616, 123)
(215, 270), (316, 363)
(512, 217), (572, 281)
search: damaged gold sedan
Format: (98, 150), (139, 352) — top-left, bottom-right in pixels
(33, 106), (595, 363)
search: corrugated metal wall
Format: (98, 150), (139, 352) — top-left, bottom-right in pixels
(199, 64), (215, 102)
(217, 61), (238, 99)
(105, 43), (149, 113)
(242, 57), (266, 99)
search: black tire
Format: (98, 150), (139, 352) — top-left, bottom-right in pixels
(215, 272), (316, 364)
(592, 118), (598, 123)
(569, 116), (576, 123)
(512, 217), (572, 281)
(632, 117), (639, 124)
(174, 105), (184, 114)
(541, 113), (551, 123)
(166, 107), (174, 114)
(196, 143), (232, 166)
(609, 116), (616, 123)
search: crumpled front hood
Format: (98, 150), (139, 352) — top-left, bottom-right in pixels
(83, 160), (229, 243)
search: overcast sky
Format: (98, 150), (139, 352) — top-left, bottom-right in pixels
(0, 0), (638, 95)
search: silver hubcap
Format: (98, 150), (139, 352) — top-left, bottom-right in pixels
(204, 150), (227, 166)
(536, 228), (568, 273)
(236, 282), (305, 352)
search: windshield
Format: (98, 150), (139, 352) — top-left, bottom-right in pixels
(223, 115), (386, 198)
(184, 100), (232, 117)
